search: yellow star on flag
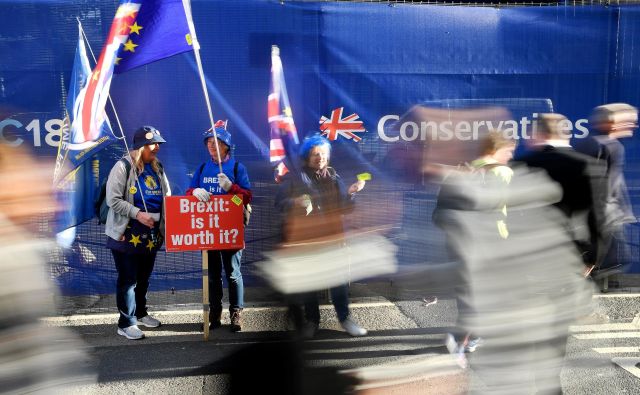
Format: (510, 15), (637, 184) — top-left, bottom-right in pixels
(129, 234), (141, 247)
(146, 239), (155, 251)
(115, 57), (122, 65)
(129, 22), (143, 35)
(123, 39), (138, 53)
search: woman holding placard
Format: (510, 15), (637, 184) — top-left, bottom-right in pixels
(186, 121), (252, 332)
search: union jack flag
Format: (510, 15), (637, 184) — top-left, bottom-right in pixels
(214, 119), (228, 130)
(319, 107), (366, 142)
(72, 1), (141, 153)
(268, 45), (299, 181)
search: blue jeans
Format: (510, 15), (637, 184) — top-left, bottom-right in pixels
(112, 250), (156, 328)
(208, 249), (244, 312)
(303, 284), (350, 325)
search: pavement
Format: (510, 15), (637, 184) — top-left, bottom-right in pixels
(44, 275), (640, 394)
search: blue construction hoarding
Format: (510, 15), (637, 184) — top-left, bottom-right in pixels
(1, 1), (639, 295)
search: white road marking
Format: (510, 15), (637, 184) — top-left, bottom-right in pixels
(573, 332), (640, 340)
(570, 323), (639, 332)
(612, 357), (640, 379)
(593, 293), (640, 298)
(593, 347), (640, 354)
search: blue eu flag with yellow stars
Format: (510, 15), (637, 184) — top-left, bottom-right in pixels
(114, 0), (198, 74)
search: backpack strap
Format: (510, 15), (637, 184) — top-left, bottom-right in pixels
(121, 158), (132, 193)
(198, 162), (206, 182)
(119, 158), (133, 201)
(122, 158), (132, 177)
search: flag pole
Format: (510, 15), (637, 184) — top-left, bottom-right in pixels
(182, 0), (217, 341)
(76, 18), (149, 214)
(182, 0), (223, 175)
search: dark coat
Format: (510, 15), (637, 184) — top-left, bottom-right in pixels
(275, 166), (354, 243)
(520, 144), (607, 263)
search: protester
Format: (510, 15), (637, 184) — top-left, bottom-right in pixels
(275, 135), (367, 338)
(575, 103), (638, 279)
(106, 126), (170, 340)
(186, 121), (252, 332)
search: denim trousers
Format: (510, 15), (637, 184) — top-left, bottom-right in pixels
(112, 250), (157, 328)
(301, 284), (350, 325)
(208, 249), (244, 313)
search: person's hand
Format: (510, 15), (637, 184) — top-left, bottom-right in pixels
(348, 180), (366, 195)
(218, 173), (232, 192)
(136, 211), (155, 228)
(193, 188), (211, 202)
(583, 264), (596, 278)
(294, 194), (312, 215)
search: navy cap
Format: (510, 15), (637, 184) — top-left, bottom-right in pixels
(132, 126), (166, 150)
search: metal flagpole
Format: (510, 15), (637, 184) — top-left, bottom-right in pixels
(182, 0), (224, 175)
(182, 0), (220, 341)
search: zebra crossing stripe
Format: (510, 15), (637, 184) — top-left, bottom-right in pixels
(612, 358), (640, 379)
(570, 323), (639, 333)
(593, 347), (640, 354)
(574, 332), (640, 340)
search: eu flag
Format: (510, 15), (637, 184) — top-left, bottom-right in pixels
(114, 0), (198, 74)
(54, 25), (116, 232)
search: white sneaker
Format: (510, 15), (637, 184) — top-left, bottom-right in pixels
(341, 318), (367, 337)
(117, 325), (145, 340)
(445, 333), (467, 369)
(465, 336), (484, 353)
(137, 315), (161, 328)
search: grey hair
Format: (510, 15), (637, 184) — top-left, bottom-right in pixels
(589, 103), (637, 126)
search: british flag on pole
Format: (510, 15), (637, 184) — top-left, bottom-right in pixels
(268, 45), (300, 182)
(55, 0), (198, 230)
(65, 1), (142, 168)
(319, 107), (366, 142)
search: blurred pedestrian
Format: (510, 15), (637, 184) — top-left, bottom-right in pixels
(521, 113), (606, 272)
(106, 126), (170, 340)
(433, 131), (593, 392)
(186, 121), (252, 332)
(433, 131), (515, 366)
(576, 103), (638, 277)
(275, 135), (367, 338)
(0, 143), (95, 390)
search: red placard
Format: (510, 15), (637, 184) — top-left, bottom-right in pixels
(164, 195), (244, 252)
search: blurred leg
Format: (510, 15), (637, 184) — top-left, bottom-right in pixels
(330, 284), (350, 323)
